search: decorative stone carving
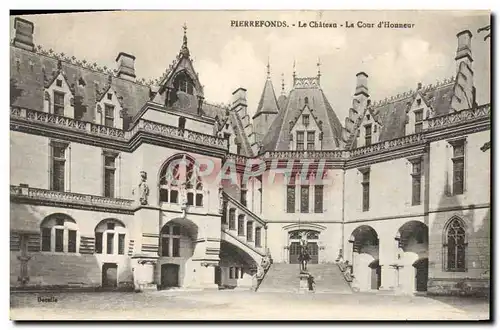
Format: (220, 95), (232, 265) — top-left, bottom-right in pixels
(138, 171), (149, 205)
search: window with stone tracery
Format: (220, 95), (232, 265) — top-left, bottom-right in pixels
(174, 72), (195, 95)
(443, 217), (467, 272)
(159, 156), (204, 207)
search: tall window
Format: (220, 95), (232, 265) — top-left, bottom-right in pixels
(361, 169), (370, 211)
(444, 218), (467, 272)
(302, 114), (310, 126)
(286, 184), (295, 213)
(240, 179), (247, 207)
(255, 227), (262, 247)
(411, 159), (422, 205)
(53, 91), (65, 115)
(451, 140), (465, 195)
(246, 221), (253, 242)
(103, 152), (117, 198)
(314, 185), (323, 213)
(296, 131), (304, 150)
(161, 224), (181, 257)
(229, 209), (236, 230)
(40, 214), (78, 253)
(307, 132), (315, 150)
(300, 185), (309, 213)
(414, 110), (423, 133)
(238, 215), (245, 236)
(50, 141), (68, 192)
(104, 104), (115, 127)
(159, 156), (203, 207)
(94, 220), (126, 255)
(364, 124), (372, 146)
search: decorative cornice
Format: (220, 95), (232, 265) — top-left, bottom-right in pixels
(10, 185), (134, 214)
(427, 103), (490, 130)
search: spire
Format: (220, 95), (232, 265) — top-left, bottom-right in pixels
(266, 56), (271, 80)
(317, 57), (321, 84)
(180, 23), (190, 58)
(253, 69), (280, 119)
(281, 73), (285, 95)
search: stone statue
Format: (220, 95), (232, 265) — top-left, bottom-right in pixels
(180, 181), (188, 216)
(299, 231), (310, 273)
(138, 171), (149, 205)
(300, 231), (308, 247)
(218, 186), (224, 214)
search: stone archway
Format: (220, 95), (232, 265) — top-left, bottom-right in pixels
(395, 221), (429, 293)
(218, 241), (259, 290)
(349, 225), (379, 291)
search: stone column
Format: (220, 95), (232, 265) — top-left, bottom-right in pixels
(379, 235), (398, 291)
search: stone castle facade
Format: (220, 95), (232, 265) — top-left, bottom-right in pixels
(10, 17), (490, 295)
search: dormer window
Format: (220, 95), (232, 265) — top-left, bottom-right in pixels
(104, 104), (115, 127)
(366, 114), (370, 120)
(417, 98), (422, 106)
(364, 124), (372, 146)
(414, 110), (423, 133)
(53, 91), (65, 116)
(56, 79), (62, 87)
(174, 72), (195, 95)
(107, 93), (113, 100)
(296, 131), (304, 150)
(307, 131), (315, 150)
(302, 114), (310, 127)
(304, 97), (309, 105)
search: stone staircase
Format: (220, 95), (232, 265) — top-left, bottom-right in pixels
(257, 263), (301, 292)
(257, 263), (353, 293)
(307, 264), (353, 294)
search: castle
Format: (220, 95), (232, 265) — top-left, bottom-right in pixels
(10, 17), (490, 295)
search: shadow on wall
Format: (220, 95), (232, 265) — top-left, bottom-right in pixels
(10, 203), (133, 290)
(427, 172), (490, 296)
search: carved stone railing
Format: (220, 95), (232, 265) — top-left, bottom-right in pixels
(11, 107), (127, 140)
(10, 185), (134, 210)
(10, 107), (228, 150)
(226, 153), (249, 164)
(349, 133), (424, 158)
(262, 150), (347, 160)
(427, 103), (491, 129)
(134, 119), (228, 150)
(223, 192), (266, 227)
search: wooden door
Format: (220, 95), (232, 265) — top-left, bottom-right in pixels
(102, 263), (118, 288)
(161, 263), (179, 288)
(289, 242), (300, 264)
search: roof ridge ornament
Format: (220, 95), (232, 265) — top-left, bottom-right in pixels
(267, 56), (271, 80)
(180, 23), (190, 58)
(281, 73), (285, 95)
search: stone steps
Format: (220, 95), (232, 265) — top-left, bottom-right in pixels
(307, 264), (353, 293)
(257, 264), (301, 292)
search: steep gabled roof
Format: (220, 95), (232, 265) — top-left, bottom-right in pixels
(252, 78), (279, 119)
(260, 76), (345, 151)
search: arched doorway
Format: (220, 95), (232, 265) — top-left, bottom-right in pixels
(349, 225), (379, 291)
(158, 217), (198, 289)
(219, 241), (258, 289)
(396, 221), (429, 293)
(288, 230), (319, 264)
(413, 258), (428, 292)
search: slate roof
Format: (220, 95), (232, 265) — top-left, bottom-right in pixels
(260, 76), (345, 151)
(252, 78), (279, 119)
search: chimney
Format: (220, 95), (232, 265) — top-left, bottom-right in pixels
(455, 30), (473, 71)
(13, 17), (35, 51)
(231, 87), (247, 116)
(354, 72), (369, 97)
(115, 52), (136, 81)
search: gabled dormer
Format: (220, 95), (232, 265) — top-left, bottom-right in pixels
(95, 76), (125, 129)
(289, 97), (323, 151)
(356, 104), (381, 147)
(405, 84), (431, 135)
(152, 25), (205, 117)
(43, 60), (75, 118)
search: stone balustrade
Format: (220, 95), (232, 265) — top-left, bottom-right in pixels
(427, 103), (491, 129)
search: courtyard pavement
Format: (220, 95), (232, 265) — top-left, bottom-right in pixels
(10, 289), (490, 321)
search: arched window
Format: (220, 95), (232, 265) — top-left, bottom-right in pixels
(159, 155), (204, 207)
(40, 214), (79, 253)
(444, 217), (467, 272)
(174, 72), (195, 95)
(95, 219), (127, 255)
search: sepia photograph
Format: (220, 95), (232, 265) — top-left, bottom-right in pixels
(9, 10), (491, 320)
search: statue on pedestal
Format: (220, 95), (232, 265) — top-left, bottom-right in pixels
(298, 231), (311, 273)
(138, 171), (149, 205)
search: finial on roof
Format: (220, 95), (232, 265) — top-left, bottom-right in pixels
(293, 59), (296, 79)
(281, 73), (285, 95)
(266, 56), (271, 80)
(317, 57), (321, 76)
(180, 23), (190, 58)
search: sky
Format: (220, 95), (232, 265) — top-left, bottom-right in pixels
(11, 11), (490, 121)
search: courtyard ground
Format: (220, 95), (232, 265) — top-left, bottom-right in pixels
(10, 289), (490, 321)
